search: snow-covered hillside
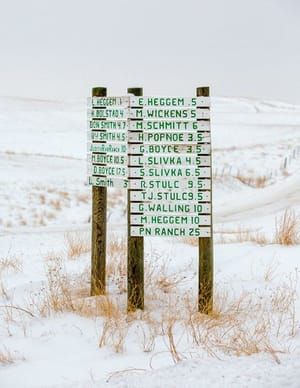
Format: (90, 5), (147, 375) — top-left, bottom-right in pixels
(0, 96), (300, 387)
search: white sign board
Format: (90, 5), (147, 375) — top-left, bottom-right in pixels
(87, 94), (212, 238)
(130, 96), (210, 107)
(130, 226), (211, 237)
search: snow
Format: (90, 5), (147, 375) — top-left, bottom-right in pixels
(1, 96), (300, 387)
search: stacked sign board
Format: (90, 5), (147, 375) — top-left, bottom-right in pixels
(87, 96), (211, 238)
(87, 97), (129, 189)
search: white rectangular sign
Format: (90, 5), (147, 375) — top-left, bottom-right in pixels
(129, 120), (210, 131)
(128, 131), (210, 144)
(129, 155), (210, 166)
(88, 108), (128, 119)
(130, 202), (211, 214)
(87, 142), (127, 153)
(88, 130), (126, 142)
(129, 108), (210, 120)
(88, 120), (128, 130)
(89, 96), (130, 107)
(130, 96), (210, 108)
(88, 165), (127, 177)
(128, 143), (210, 155)
(130, 226), (211, 237)
(130, 214), (211, 226)
(88, 96), (210, 108)
(87, 153), (127, 165)
(129, 166), (210, 178)
(130, 190), (211, 202)
(88, 176), (128, 189)
(129, 178), (211, 190)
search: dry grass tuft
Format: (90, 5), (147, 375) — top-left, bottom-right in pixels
(106, 237), (127, 293)
(49, 199), (62, 211)
(99, 315), (129, 353)
(98, 296), (129, 353)
(65, 232), (91, 259)
(274, 209), (300, 245)
(235, 173), (269, 188)
(76, 193), (90, 204)
(162, 315), (183, 363)
(0, 347), (24, 365)
(181, 237), (198, 246)
(263, 260), (280, 282)
(184, 277), (298, 362)
(137, 321), (156, 353)
(0, 278), (9, 299)
(41, 256), (76, 314)
(249, 231), (268, 245)
(0, 255), (22, 274)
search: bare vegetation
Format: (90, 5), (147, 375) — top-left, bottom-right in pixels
(0, 347), (24, 365)
(0, 239), (298, 364)
(234, 173), (269, 188)
(274, 209), (300, 245)
(0, 255), (22, 274)
(76, 192), (90, 204)
(41, 256), (76, 314)
(65, 232), (91, 259)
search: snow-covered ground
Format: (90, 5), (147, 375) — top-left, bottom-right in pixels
(0, 96), (300, 387)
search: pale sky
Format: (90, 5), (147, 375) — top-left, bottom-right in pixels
(0, 0), (299, 102)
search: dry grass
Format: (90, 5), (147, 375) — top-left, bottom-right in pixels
(0, 278), (9, 299)
(17, 266), (300, 362)
(234, 173), (269, 188)
(58, 191), (70, 199)
(39, 194), (46, 204)
(2, 238), (298, 364)
(0, 255), (22, 274)
(76, 193), (90, 204)
(99, 313), (129, 353)
(106, 237), (127, 293)
(41, 256), (77, 314)
(49, 199), (62, 211)
(0, 347), (24, 365)
(263, 260), (280, 282)
(183, 277), (298, 363)
(65, 232), (91, 259)
(181, 236), (198, 246)
(274, 209), (300, 245)
(249, 231), (268, 245)
(33, 254), (121, 319)
(137, 321), (156, 353)
(162, 315), (183, 363)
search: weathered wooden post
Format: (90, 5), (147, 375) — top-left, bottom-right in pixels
(91, 87), (107, 296)
(127, 87), (144, 311)
(197, 86), (214, 313)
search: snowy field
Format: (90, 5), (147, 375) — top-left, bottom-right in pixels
(0, 96), (300, 387)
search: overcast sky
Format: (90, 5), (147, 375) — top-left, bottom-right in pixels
(0, 0), (299, 102)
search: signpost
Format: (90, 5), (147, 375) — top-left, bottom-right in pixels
(88, 87), (213, 314)
(128, 87), (144, 312)
(197, 86), (213, 314)
(90, 87), (107, 296)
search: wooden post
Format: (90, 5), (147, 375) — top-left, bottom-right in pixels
(91, 87), (107, 296)
(127, 87), (144, 311)
(197, 86), (214, 313)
